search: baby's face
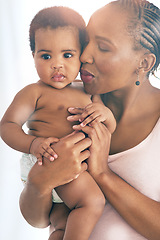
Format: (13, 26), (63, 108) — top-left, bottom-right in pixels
(33, 26), (81, 89)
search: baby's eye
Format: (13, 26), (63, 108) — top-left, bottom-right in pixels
(41, 54), (51, 60)
(64, 53), (72, 58)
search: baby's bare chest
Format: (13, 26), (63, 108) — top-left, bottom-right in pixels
(27, 86), (91, 138)
(37, 87), (90, 116)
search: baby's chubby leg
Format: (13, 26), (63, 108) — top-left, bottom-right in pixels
(49, 203), (70, 240)
(55, 171), (105, 240)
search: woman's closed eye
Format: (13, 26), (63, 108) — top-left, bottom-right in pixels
(98, 43), (110, 52)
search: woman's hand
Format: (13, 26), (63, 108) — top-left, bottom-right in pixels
(86, 122), (111, 177)
(28, 131), (91, 196)
(20, 131), (91, 228)
(73, 121), (112, 179)
(51, 131), (91, 185)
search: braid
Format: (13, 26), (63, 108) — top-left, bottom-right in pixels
(141, 1), (160, 72)
(113, 0), (160, 73)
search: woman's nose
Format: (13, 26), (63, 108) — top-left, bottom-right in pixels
(80, 44), (94, 64)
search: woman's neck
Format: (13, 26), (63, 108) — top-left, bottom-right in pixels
(101, 80), (156, 123)
(105, 80), (160, 155)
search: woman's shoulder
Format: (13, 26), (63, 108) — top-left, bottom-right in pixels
(155, 89), (160, 115)
(149, 84), (160, 115)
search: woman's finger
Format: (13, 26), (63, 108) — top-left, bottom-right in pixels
(91, 121), (111, 141)
(81, 122), (111, 176)
(79, 149), (90, 162)
(79, 121), (110, 143)
(52, 131), (90, 154)
(75, 137), (92, 155)
(72, 124), (99, 145)
(61, 131), (86, 144)
(72, 162), (88, 180)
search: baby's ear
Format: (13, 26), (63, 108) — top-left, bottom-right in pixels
(140, 53), (156, 73)
(91, 95), (103, 104)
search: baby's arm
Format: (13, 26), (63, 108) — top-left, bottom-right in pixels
(68, 95), (116, 134)
(0, 84), (58, 164)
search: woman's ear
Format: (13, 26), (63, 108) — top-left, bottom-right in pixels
(32, 52), (35, 58)
(139, 53), (156, 73)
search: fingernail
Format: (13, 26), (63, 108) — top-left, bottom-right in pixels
(67, 116), (73, 120)
(53, 154), (58, 159)
(50, 157), (54, 161)
(80, 122), (85, 127)
(38, 162), (42, 166)
(68, 107), (74, 111)
(73, 125), (78, 129)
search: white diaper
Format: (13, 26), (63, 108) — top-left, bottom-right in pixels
(20, 153), (62, 203)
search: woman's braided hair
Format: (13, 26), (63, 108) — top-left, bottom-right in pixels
(112, 0), (160, 74)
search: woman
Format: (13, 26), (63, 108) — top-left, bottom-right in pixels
(20, 0), (160, 239)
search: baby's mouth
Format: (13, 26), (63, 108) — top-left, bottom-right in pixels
(52, 73), (65, 82)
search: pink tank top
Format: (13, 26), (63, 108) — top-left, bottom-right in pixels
(89, 118), (160, 240)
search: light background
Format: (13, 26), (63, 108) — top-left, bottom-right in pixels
(0, 0), (159, 239)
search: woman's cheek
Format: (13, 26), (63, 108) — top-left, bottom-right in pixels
(95, 53), (113, 73)
(98, 60), (113, 74)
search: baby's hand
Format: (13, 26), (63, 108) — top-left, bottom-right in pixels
(78, 102), (107, 127)
(68, 95), (116, 134)
(29, 137), (59, 165)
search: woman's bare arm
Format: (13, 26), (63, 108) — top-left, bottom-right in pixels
(82, 122), (160, 240)
(96, 169), (160, 240)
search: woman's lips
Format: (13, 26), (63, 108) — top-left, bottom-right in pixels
(80, 69), (94, 83)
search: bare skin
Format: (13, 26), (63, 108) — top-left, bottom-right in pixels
(74, 3), (160, 240)
(7, 3), (160, 240)
(0, 26), (107, 240)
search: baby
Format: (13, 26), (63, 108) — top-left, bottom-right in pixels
(0, 7), (115, 240)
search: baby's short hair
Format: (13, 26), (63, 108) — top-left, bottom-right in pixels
(29, 6), (86, 53)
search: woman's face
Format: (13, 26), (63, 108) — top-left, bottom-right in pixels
(80, 4), (143, 95)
